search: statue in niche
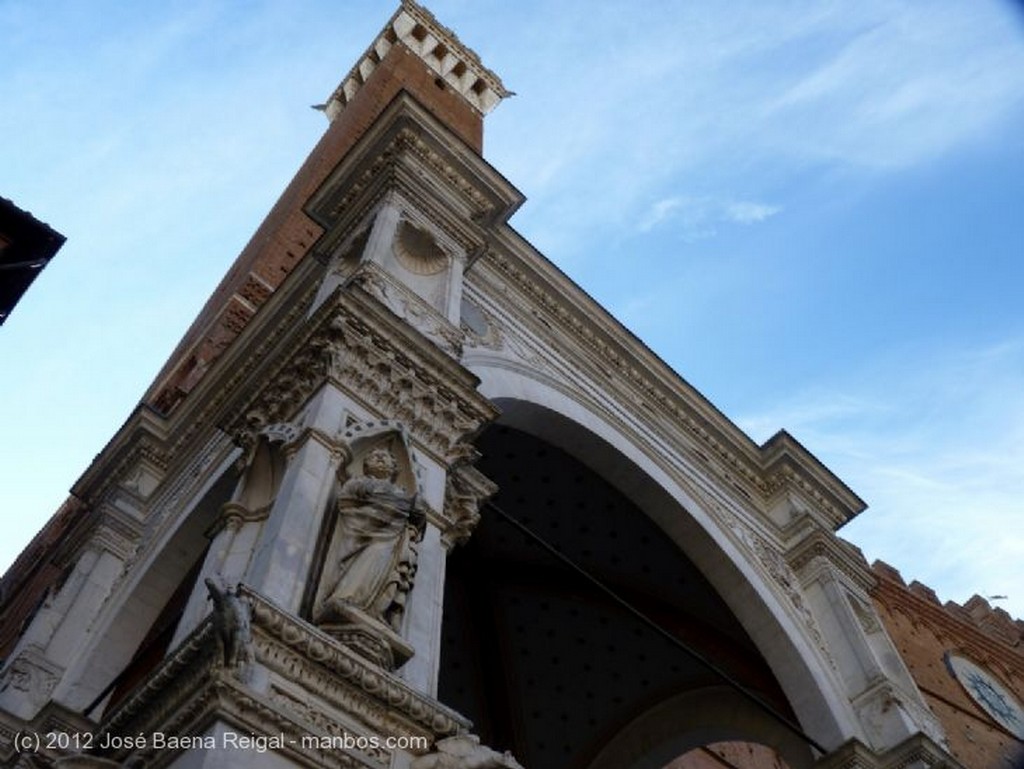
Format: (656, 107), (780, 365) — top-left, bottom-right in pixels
(315, 445), (424, 633)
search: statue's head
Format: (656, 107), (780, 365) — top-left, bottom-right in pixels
(363, 447), (398, 480)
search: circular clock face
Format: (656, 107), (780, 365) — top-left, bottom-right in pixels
(945, 653), (1024, 739)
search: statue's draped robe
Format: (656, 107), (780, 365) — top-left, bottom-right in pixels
(321, 476), (417, 623)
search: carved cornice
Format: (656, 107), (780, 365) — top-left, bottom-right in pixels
(98, 621), (219, 751)
(244, 587), (469, 739)
(95, 587), (468, 768)
(786, 529), (876, 593)
(224, 286), (497, 461)
(306, 95), (523, 270)
(469, 244), (865, 531)
(162, 272), (322, 464)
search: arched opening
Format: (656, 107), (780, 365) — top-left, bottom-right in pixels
(670, 742), (792, 769)
(438, 416), (816, 769)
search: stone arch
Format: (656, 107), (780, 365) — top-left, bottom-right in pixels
(455, 362), (859, 754)
(585, 686), (809, 769)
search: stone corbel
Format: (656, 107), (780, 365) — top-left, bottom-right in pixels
(436, 442), (497, 549)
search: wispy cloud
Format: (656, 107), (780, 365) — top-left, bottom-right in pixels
(639, 196), (782, 238)
(494, 0), (1024, 260)
(723, 201), (782, 225)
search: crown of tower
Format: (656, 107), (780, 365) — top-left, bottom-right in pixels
(325, 1), (510, 121)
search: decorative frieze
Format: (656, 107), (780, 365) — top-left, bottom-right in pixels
(223, 289), (496, 463)
(473, 252), (864, 530)
(246, 588), (468, 738)
(350, 265), (465, 357)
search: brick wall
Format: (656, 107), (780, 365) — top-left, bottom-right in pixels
(871, 561), (1024, 768)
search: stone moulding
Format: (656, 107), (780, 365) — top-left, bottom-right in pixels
(225, 286), (498, 462)
(471, 249), (865, 531)
(811, 733), (964, 769)
(93, 586), (468, 768)
(244, 588), (468, 737)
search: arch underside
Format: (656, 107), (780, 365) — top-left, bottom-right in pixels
(439, 363), (851, 767)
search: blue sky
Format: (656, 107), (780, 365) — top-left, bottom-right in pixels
(2, 1), (1023, 620)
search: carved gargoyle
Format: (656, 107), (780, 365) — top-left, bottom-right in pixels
(410, 735), (524, 769)
(205, 578), (254, 675)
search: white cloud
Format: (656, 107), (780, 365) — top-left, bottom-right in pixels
(724, 201), (782, 225)
(639, 196), (781, 237)
(491, 0), (1024, 260)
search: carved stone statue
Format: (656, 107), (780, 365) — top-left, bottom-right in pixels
(410, 735), (524, 769)
(205, 579), (254, 674)
(315, 447), (423, 632)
